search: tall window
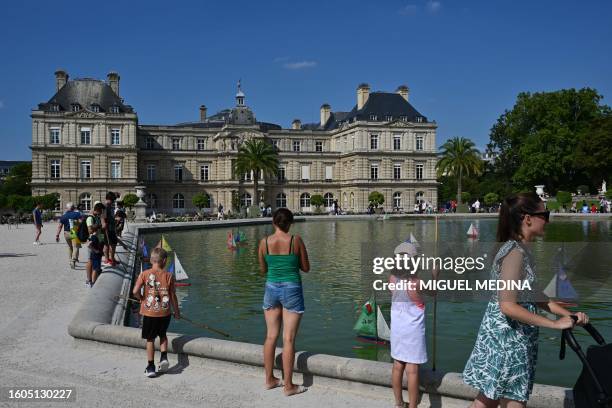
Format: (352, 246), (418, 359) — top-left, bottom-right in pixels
(385, 115), (393, 121)
(174, 164), (183, 182)
(146, 164), (156, 181)
(300, 193), (311, 208)
(393, 134), (401, 150)
(90, 104), (100, 113)
(301, 165), (310, 182)
(325, 165), (333, 182)
(393, 192), (402, 209)
(271, 140), (279, 150)
(172, 138), (181, 150)
(394, 163), (401, 180)
(109, 106), (120, 114)
(80, 128), (91, 145)
(71, 104), (80, 112)
(278, 166), (286, 181)
(172, 193), (185, 209)
(416, 163), (424, 180)
(80, 160), (91, 179)
(416, 191), (425, 203)
(50, 159), (61, 179)
(197, 138), (206, 150)
(50, 128), (60, 144)
(241, 193), (252, 207)
(369, 114), (377, 121)
(315, 141), (323, 152)
(146, 193), (157, 209)
(145, 136), (155, 149)
(110, 160), (121, 179)
(370, 163), (379, 180)
(293, 140), (301, 152)
(416, 134), (424, 151)
(324, 193), (334, 208)
(243, 171), (252, 182)
(200, 164), (209, 181)
(276, 193), (287, 208)
(370, 134), (379, 150)
(111, 129), (121, 145)
(80, 193), (92, 211)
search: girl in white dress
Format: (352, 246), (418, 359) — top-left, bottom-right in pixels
(390, 242), (436, 408)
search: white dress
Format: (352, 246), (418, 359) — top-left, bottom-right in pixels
(390, 276), (427, 364)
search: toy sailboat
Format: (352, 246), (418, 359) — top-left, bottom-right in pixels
(466, 223), (479, 238)
(156, 235), (191, 286)
(353, 294), (390, 345)
(543, 246), (578, 307)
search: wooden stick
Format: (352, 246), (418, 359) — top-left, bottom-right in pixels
(115, 295), (231, 338)
(432, 214), (439, 371)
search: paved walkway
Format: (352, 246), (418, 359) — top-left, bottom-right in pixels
(0, 222), (469, 408)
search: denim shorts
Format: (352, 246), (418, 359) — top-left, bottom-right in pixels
(262, 282), (305, 314)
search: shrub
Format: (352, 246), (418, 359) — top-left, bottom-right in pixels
(555, 191), (572, 207)
(484, 192), (499, 207)
(192, 193), (211, 210)
(310, 194), (324, 208)
(368, 191), (385, 207)
(122, 193), (139, 208)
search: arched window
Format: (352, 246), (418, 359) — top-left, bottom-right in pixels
(172, 193), (185, 209)
(416, 191), (425, 204)
(300, 193), (311, 208)
(80, 193), (92, 211)
(343, 192), (348, 207)
(393, 192), (402, 209)
(324, 193), (334, 208)
(276, 193), (287, 208)
(241, 192), (252, 208)
(146, 193), (157, 209)
(350, 192), (355, 209)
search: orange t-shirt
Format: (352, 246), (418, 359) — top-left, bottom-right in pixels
(137, 268), (175, 317)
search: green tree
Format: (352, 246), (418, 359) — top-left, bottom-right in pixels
(233, 138), (279, 209)
(489, 88), (610, 193)
(556, 191), (572, 208)
(368, 191), (385, 207)
(573, 115), (612, 186)
(484, 193), (499, 207)
(121, 193), (139, 208)
(192, 193), (211, 211)
(436, 137), (483, 205)
(310, 194), (324, 211)
(577, 185), (590, 195)
(34, 193), (59, 210)
(605, 190), (612, 200)
(461, 192), (471, 204)
(1, 163), (32, 196)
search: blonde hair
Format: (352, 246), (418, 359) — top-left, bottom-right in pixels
(150, 247), (168, 265)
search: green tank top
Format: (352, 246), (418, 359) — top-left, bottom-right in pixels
(264, 235), (301, 283)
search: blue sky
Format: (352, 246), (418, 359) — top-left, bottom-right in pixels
(1, 0), (611, 160)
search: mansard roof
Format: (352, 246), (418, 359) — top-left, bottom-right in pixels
(37, 79), (133, 113)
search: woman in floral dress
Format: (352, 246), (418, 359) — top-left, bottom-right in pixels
(463, 192), (590, 408)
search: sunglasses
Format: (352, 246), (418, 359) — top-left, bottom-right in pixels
(523, 210), (550, 223)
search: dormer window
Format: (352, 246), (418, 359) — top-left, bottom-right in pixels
(50, 104), (60, 112)
(369, 114), (377, 121)
(109, 105), (120, 114)
(416, 116), (423, 123)
(385, 115), (393, 121)
(71, 104), (80, 112)
(400, 116), (408, 121)
(90, 104), (100, 113)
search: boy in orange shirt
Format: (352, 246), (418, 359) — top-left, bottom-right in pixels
(132, 247), (180, 377)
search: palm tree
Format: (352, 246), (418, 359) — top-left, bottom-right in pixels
(233, 138), (279, 211)
(436, 137), (483, 205)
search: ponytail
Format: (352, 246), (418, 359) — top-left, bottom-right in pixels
(496, 192), (542, 242)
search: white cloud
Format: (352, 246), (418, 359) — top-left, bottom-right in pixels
(399, 4), (418, 15)
(283, 61), (317, 70)
(426, 1), (441, 13)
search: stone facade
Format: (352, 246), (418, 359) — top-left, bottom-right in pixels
(31, 72), (438, 214)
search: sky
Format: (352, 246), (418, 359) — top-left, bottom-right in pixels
(1, 0), (611, 160)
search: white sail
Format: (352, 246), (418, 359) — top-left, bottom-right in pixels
(174, 254), (189, 281)
(467, 223), (478, 236)
(377, 306), (391, 341)
(543, 275), (557, 298)
(409, 232), (420, 247)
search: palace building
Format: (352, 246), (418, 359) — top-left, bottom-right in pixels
(31, 71), (438, 214)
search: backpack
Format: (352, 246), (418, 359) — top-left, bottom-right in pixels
(76, 216), (92, 243)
